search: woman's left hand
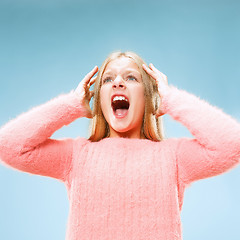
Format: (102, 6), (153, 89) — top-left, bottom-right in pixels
(142, 63), (169, 117)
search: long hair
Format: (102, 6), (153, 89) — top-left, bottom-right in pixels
(88, 51), (164, 142)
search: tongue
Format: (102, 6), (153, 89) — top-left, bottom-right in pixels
(115, 109), (128, 117)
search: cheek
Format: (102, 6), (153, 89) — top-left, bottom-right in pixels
(136, 88), (146, 118)
(100, 88), (109, 116)
(135, 87), (145, 108)
(100, 89), (105, 110)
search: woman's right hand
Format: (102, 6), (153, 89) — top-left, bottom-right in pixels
(74, 66), (98, 118)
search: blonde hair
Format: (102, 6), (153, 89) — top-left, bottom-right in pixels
(88, 51), (164, 142)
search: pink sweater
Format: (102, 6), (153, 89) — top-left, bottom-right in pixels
(0, 86), (240, 240)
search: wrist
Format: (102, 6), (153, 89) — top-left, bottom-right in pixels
(159, 85), (175, 114)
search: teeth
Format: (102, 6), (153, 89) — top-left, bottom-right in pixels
(113, 96), (128, 102)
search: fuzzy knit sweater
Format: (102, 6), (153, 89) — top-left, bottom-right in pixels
(0, 86), (240, 240)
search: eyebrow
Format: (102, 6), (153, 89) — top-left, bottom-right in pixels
(103, 68), (141, 76)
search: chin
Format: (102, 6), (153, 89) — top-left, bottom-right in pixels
(111, 124), (132, 133)
(110, 121), (141, 137)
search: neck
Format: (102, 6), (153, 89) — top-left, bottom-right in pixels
(109, 127), (145, 139)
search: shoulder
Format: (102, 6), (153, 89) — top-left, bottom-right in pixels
(72, 137), (89, 147)
(158, 137), (182, 149)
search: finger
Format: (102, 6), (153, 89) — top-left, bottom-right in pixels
(89, 76), (97, 86)
(86, 111), (93, 119)
(89, 91), (94, 98)
(149, 63), (162, 76)
(149, 64), (165, 79)
(149, 63), (157, 70)
(149, 64), (168, 84)
(85, 66), (98, 84)
(142, 64), (156, 78)
(150, 64), (167, 78)
(142, 63), (152, 73)
(82, 66), (98, 86)
(155, 108), (165, 117)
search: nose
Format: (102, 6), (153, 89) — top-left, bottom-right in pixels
(113, 76), (126, 89)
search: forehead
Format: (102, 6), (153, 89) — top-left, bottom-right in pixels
(103, 57), (140, 74)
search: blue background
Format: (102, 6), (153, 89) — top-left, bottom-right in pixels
(0, 0), (239, 239)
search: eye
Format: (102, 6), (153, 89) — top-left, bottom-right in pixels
(102, 77), (112, 83)
(127, 75), (137, 81)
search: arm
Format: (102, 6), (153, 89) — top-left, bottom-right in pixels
(162, 87), (240, 185)
(143, 63), (240, 185)
(0, 66), (98, 182)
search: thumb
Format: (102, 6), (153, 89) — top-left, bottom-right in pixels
(155, 106), (165, 117)
(85, 109), (93, 119)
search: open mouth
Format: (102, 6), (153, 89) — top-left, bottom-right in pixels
(111, 95), (130, 118)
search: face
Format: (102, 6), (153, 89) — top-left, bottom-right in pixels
(100, 57), (145, 138)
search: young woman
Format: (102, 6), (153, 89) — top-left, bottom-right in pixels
(0, 51), (240, 240)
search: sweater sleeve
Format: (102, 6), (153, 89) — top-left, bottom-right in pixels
(0, 91), (87, 182)
(161, 86), (240, 185)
